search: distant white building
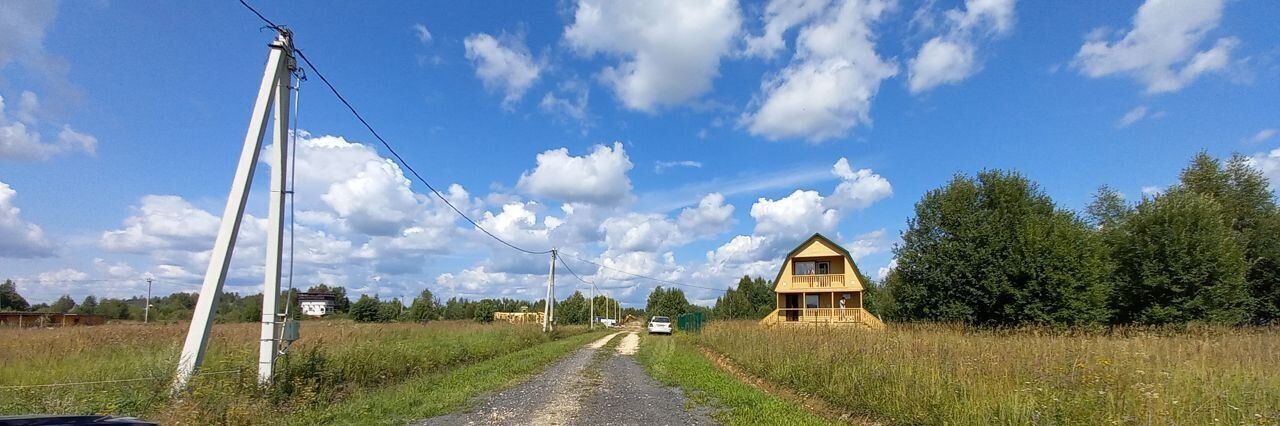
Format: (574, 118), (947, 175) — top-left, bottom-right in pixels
(298, 292), (336, 317)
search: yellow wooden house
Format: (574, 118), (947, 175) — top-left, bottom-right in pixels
(760, 233), (885, 330)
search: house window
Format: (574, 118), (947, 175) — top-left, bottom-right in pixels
(795, 261), (816, 275)
(816, 261), (831, 275)
(805, 294), (819, 308)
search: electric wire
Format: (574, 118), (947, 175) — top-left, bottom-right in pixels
(0, 369), (242, 390)
(237, 0), (283, 33)
(290, 48), (551, 256)
(235, 0), (734, 294)
(237, 0), (548, 255)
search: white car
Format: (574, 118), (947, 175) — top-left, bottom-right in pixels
(647, 316), (672, 335)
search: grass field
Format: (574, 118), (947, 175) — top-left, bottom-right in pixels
(638, 333), (836, 426)
(701, 321), (1280, 425)
(0, 320), (593, 424)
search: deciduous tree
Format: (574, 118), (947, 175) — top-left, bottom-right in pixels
(890, 170), (1111, 326)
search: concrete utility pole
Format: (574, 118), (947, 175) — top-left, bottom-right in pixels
(173, 30), (295, 393)
(589, 282), (595, 330)
(543, 249), (557, 332)
(144, 278), (153, 324)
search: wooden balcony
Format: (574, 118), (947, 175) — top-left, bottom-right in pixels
(790, 273), (844, 289)
(765, 307), (885, 330)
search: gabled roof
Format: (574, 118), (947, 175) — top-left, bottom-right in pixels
(771, 233), (869, 288)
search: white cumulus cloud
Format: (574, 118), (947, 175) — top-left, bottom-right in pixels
(1073, 0), (1238, 94)
(564, 0), (742, 111)
(908, 0), (1017, 93)
(464, 33), (542, 108)
(742, 0), (898, 142)
(1247, 147), (1280, 191)
(0, 92), (97, 161)
(826, 158), (892, 210)
(517, 142), (633, 205)
(0, 180), (53, 258)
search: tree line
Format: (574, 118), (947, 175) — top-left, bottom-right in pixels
(874, 152), (1280, 327)
(0, 280), (630, 325)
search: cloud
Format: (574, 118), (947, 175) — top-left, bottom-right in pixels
(1141, 185), (1164, 197)
(706, 234), (770, 267)
(99, 195), (221, 253)
(95, 132), (474, 284)
(908, 0), (1017, 93)
(563, 0), (742, 111)
(477, 201), (554, 255)
(463, 33), (542, 108)
(638, 163), (835, 212)
(826, 158), (892, 210)
(844, 228), (889, 261)
(0, 92), (97, 160)
(517, 142), (633, 205)
(1247, 147), (1280, 191)
(37, 268), (87, 283)
(654, 160), (703, 173)
(0, 180), (54, 258)
(287, 133), (426, 237)
(752, 189), (840, 243)
(676, 193), (735, 238)
(434, 265), (570, 301)
(1073, 0), (1238, 94)
(0, 1), (73, 94)
(93, 258), (136, 278)
(413, 23), (433, 45)
(743, 0), (831, 59)
(600, 213), (682, 253)
(1250, 128), (1277, 143)
(539, 80), (591, 132)
(706, 157), (891, 269)
(742, 0), (898, 142)
(1117, 106), (1148, 128)
(875, 258), (897, 280)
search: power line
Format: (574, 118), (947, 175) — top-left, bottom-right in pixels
(0, 369), (242, 390)
(234, 1), (735, 292)
(556, 256), (643, 291)
(237, 0), (284, 33)
(291, 49), (552, 256)
(236, 0), (552, 257)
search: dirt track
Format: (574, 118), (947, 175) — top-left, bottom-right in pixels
(416, 329), (714, 426)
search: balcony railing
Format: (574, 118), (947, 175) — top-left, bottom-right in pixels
(773, 308), (884, 329)
(790, 273), (844, 289)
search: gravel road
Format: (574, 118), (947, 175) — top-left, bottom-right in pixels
(416, 330), (716, 426)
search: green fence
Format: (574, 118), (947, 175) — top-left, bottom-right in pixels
(676, 312), (705, 333)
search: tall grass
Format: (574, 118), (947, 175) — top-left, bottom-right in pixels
(0, 320), (583, 423)
(702, 321), (1280, 425)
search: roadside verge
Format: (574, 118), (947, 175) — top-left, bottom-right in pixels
(635, 334), (839, 426)
(286, 330), (608, 425)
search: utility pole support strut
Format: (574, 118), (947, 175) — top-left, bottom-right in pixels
(173, 31), (294, 393)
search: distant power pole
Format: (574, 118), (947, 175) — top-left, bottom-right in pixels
(543, 249), (557, 332)
(144, 278), (153, 323)
(589, 282), (595, 330)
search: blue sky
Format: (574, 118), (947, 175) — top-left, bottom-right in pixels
(1, 0), (1278, 307)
